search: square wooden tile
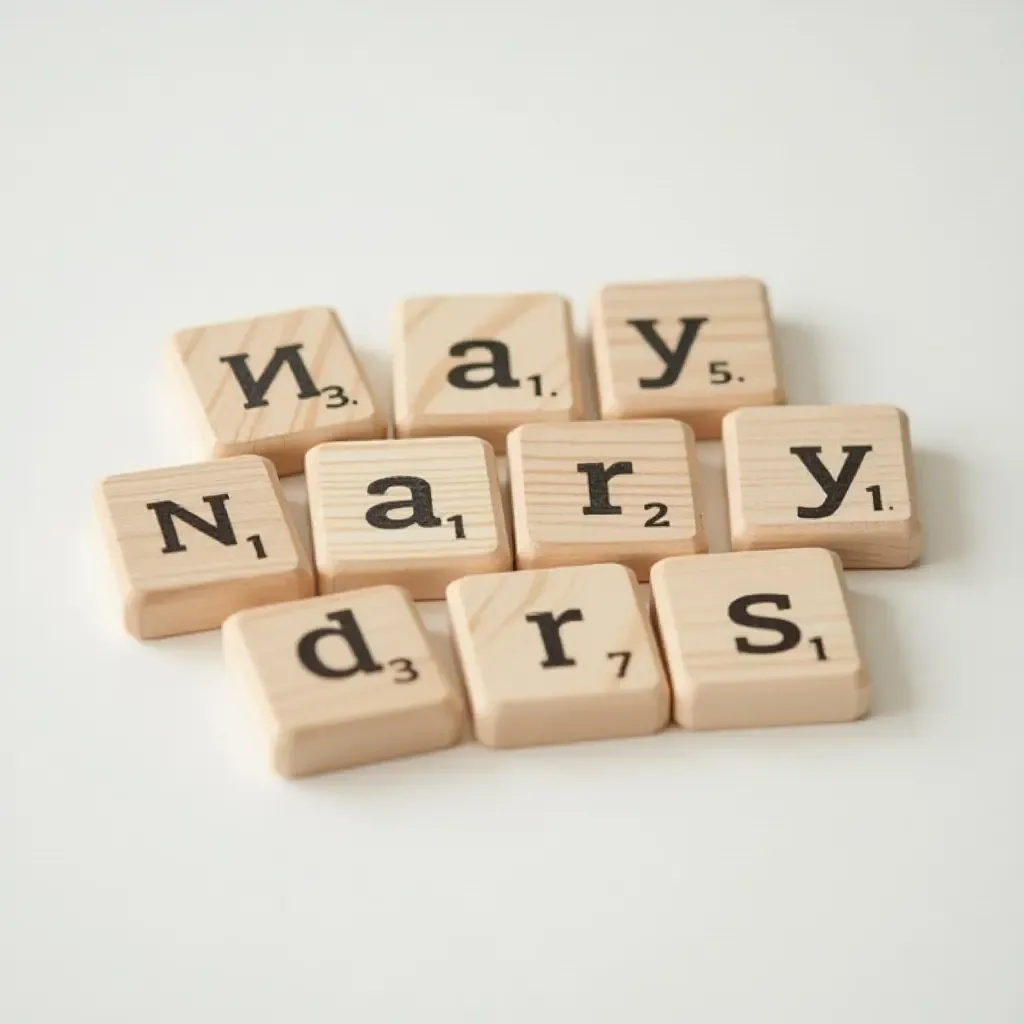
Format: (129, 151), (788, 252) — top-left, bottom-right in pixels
(650, 548), (869, 730)
(224, 586), (464, 778)
(507, 419), (706, 580)
(96, 455), (313, 640)
(447, 563), (669, 748)
(591, 278), (785, 438)
(171, 306), (386, 476)
(306, 436), (511, 599)
(392, 292), (582, 452)
(723, 404), (921, 569)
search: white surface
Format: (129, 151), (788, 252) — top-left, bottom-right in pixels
(3, 3), (1023, 1021)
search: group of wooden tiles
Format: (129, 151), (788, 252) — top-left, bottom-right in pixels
(96, 279), (922, 778)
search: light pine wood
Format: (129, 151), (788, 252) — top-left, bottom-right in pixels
(171, 306), (386, 476)
(650, 548), (869, 730)
(723, 404), (921, 569)
(306, 436), (511, 599)
(506, 419), (706, 580)
(392, 292), (583, 453)
(223, 586), (464, 778)
(95, 456), (313, 640)
(447, 563), (670, 748)
(591, 278), (785, 438)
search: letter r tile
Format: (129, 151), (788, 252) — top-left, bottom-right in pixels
(447, 563), (670, 748)
(591, 278), (785, 438)
(723, 404), (921, 568)
(306, 436), (511, 599)
(224, 586), (464, 777)
(650, 548), (868, 730)
(392, 293), (583, 452)
(171, 306), (386, 476)
(95, 456), (313, 639)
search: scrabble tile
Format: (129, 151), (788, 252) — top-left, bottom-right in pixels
(447, 563), (670, 748)
(392, 292), (582, 452)
(507, 419), (706, 580)
(171, 306), (386, 476)
(591, 278), (785, 438)
(96, 455), (313, 640)
(650, 548), (868, 730)
(224, 586), (463, 777)
(723, 404), (921, 569)
(306, 436), (511, 599)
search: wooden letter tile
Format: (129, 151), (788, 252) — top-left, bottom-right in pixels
(171, 306), (386, 476)
(96, 455), (313, 640)
(650, 548), (868, 729)
(591, 278), (784, 438)
(392, 293), (582, 452)
(723, 404), (921, 568)
(447, 563), (669, 748)
(306, 436), (511, 599)
(507, 419), (706, 580)
(224, 586), (464, 777)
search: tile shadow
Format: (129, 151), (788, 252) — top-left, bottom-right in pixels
(845, 588), (912, 718)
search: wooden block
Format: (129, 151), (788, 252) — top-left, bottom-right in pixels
(392, 293), (582, 453)
(223, 585), (464, 777)
(507, 419), (706, 580)
(723, 404), (921, 569)
(650, 548), (868, 730)
(447, 563), (670, 748)
(306, 436), (511, 599)
(591, 278), (785, 438)
(171, 306), (386, 476)
(96, 455), (313, 640)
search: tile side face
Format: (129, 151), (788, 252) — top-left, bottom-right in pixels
(507, 419), (706, 579)
(447, 563), (670, 748)
(223, 586), (463, 777)
(650, 548), (868, 730)
(592, 278), (784, 438)
(393, 293), (581, 451)
(171, 306), (385, 475)
(723, 404), (921, 568)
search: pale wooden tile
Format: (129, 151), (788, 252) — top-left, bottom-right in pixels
(96, 455), (313, 640)
(591, 278), (784, 438)
(650, 548), (869, 730)
(447, 563), (669, 748)
(306, 436), (511, 599)
(507, 419), (706, 580)
(171, 306), (386, 476)
(723, 404), (921, 568)
(392, 293), (582, 452)
(224, 586), (464, 778)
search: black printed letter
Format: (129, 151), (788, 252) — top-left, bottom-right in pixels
(296, 610), (384, 679)
(728, 594), (802, 654)
(446, 340), (521, 390)
(219, 344), (320, 409)
(629, 318), (708, 389)
(146, 493), (237, 554)
(577, 461), (634, 516)
(790, 445), (873, 519)
(525, 609), (584, 668)
(365, 476), (443, 530)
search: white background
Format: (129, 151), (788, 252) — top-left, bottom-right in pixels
(3, 2), (1023, 1021)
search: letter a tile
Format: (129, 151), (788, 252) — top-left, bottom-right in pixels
(171, 306), (386, 476)
(650, 548), (869, 729)
(723, 404), (921, 568)
(447, 563), (670, 748)
(306, 437), (511, 599)
(392, 293), (582, 452)
(224, 586), (464, 777)
(96, 456), (313, 639)
(591, 278), (785, 438)
(507, 419), (706, 580)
